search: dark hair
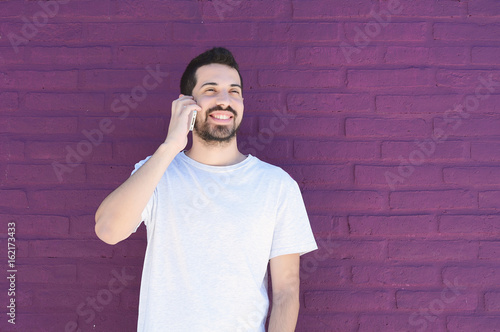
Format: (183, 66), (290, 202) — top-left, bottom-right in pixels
(180, 47), (243, 95)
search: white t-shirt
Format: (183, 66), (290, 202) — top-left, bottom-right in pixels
(132, 151), (317, 332)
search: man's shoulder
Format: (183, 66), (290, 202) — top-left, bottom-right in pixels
(249, 156), (296, 184)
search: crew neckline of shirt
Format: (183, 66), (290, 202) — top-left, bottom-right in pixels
(179, 151), (255, 172)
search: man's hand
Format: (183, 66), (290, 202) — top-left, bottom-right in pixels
(165, 94), (201, 152)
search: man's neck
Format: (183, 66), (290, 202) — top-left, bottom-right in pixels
(184, 137), (246, 166)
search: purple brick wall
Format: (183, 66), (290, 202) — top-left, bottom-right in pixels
(1, 0), (500, 331)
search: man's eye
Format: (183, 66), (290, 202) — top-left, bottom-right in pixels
(205, 88), (215, 92)
(231, 90), (240, 94)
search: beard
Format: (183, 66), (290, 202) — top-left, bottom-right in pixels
(194, 105), (241, 144)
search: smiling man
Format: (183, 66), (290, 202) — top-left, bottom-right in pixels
(95, 47), (317, 332)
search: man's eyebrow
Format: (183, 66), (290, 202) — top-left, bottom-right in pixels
(200, 82), (242, 89)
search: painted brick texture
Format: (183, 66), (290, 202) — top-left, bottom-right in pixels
(1, 0), (500, 331)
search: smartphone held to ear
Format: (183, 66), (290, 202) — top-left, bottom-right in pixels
(189, 110), (197, 131)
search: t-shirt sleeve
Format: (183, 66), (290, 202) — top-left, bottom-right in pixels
(269, 174), (318, 259)
(130, 156), (157, 232)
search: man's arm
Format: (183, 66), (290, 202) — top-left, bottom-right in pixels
(268, 253), (300, 332)
(95, 95), (200, 245)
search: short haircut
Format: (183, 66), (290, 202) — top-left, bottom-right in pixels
(180, 47), (243, 96)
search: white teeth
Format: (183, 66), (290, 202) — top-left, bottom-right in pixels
(213, 115), (230, 120)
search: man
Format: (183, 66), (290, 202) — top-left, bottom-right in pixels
(95, 47), (317, 331)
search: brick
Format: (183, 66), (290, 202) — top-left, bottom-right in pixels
(28, 46), (112, 65)
(288, 93), (371, 114)
(173, 22), (253, 41)
(2, 23), (84, 43)
(468, 0), (500, 17)
(356, 165), (442, 188)
(346, 118), (430, 137)
(18, 264), (76, 283)
(0, 139), (24, 161)
(87, 164), (131, 186)
(0, 1), (24, 18)
(259, 70), (343, 88)
(348, 69), (434, 87)
(297, 314), (358, 332)
(4, 163), (85, 185)
(352, 265), (439, 286)
(485, 292), (500, 311)
(479, 242), (500, 260)
(443, 266), (500, 287)
(472, 142), (500, 161)
(0, 190), (28, 209)
(385, 46), (467, 65)
(0, 91), (18, 112)
(447, 316), (500, 331)
(388, 240), (478, 261)
(390, 190), (477, 210)
(113, 239), (147, 258)
(472, 47), (500, 64)
(259, 116), (341, 138)
(25, 92), (106, 114)
(480, 191), (500, 209)
(308, 215), (340, 234)
(376, 94), (463, 114)
(82, 69), (170, 90)
(444, 167), (500, 185)
(300, 266), (349, 287)
(202, 0), (287, 20)
(0, 117), (77, 135)
(115, 0), (199, 19)
(387, 0), (463, 17)
(304, 290), (392, 311)
(359, 314), (446, 332)
(112, 141), (159, 164)
(256, 23), (340, 42)
(466, 94), (500, 114)
(434, 23), (500, 41)
(285, 164), (352, 188)
(436, 70), (500, 88)
(0, 70), (78, 90)
(292, 0), (376, 19)
(28, 190), (110, 213)
(381, 141), (469, 160)
(0, 214), (69, 237)
(30, 240), (113, 258)
(440, 215), (500, 235)
(294, 141), (379, 161)
(0, 46), (25, 65)
(304, 190), (385, 212)
(74, 313), (139, 332)
(25, 141), (112, 162)
(313, 239), (385, 261)
(246, 139), (290, 163)
(77, 264), (140, 286)
(78, 117), (165, 139)
(396, 290), (477, 310)
(344, 22), (427, 42)
(34, 287), (119, 311)
(296, 46), (381, 66)
(24, 0), (111, 18)
(10, 314), (77, 332)
(348, 215), (436, 236)
(88, 23), (168, 42)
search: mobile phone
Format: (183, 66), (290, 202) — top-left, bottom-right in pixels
(189, 110), (197, 131)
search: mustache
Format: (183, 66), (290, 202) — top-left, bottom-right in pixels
(206, 105), (237, 117)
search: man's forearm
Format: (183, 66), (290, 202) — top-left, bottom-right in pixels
(95, 142), (179, 244)
(268, 291), (300, 332)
